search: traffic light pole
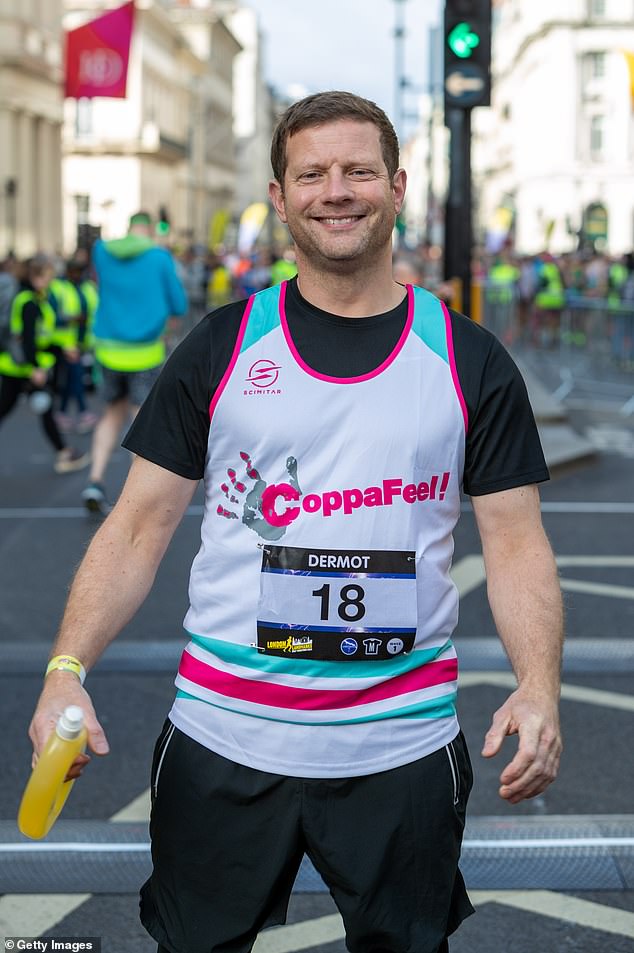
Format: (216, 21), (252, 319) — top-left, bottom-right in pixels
(444, 106), (472, 316)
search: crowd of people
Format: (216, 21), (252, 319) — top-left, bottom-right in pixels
(0, 230), (299, 493)
(3, 215), (631, 494)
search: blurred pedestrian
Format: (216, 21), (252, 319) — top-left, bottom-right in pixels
(0, 255), (90, 473)
(532, 252), (565, 346)
(28, 92), (562, 953)
(48, 259), (98, 434)
(270, 246), (298, 284)
(81, 211), (187, 513)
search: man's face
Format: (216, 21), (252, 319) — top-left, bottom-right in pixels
(269, 120), (406, 272)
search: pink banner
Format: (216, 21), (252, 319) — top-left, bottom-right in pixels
(64, 1), (135, 99)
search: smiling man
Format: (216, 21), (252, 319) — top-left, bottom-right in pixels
(29, 91), (563, 953)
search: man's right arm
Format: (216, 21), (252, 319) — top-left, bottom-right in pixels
(29, 456), (198, 771)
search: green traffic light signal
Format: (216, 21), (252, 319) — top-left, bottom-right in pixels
(447, 21), (481, 59)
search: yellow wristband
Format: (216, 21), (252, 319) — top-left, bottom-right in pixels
(45, 654), (86, 685)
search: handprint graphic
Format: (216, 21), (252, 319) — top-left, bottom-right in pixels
(217, 451), (301, 540)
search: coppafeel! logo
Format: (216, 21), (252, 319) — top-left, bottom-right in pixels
(246, 359), (281, 389)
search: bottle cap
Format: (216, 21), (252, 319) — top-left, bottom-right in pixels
(56, 705), (85, 740)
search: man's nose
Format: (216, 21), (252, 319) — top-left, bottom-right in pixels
(322, 169), (355, 202)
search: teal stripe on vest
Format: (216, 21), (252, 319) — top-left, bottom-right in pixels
(411, 285), (448, 364)
(176, 687), (456, 725)
(240, 284), (281, 353)
(188, 631), (454, 679)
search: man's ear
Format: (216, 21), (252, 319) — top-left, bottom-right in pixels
(269, 180), (288, 223)
(393, 168), (407, 216)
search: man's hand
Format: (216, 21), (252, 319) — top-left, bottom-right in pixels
(29, 671), (110, 781)
(29, 367), (47, 388)
(481, 685), (562, 803)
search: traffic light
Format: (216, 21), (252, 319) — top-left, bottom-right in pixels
(156, 204), (170, 237)
(444, 0), (491, 112)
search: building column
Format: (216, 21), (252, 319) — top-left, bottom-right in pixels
(0, 109), (16, 255)
(16, 111), (36, 256)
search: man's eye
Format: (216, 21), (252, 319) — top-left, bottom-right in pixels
(300, 172), (320, 181)
(350, 169), (373, 178)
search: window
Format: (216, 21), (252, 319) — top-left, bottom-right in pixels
(74, 194), (90, 225)
(590, 115), (605, 159)
(588, 52), (606, 79)
(75, 98), (93, 137)
(588, 0), (606, 17)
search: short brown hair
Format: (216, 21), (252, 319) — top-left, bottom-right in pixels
(270, 90), (400, 185)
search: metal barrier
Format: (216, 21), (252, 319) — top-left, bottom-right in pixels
(479, 286), (634, 410)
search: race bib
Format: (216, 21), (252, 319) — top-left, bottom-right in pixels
(256, 545), (417, 661)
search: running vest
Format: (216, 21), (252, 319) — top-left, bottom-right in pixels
(0, 290), (57, 378)
(170, 281), (468, 777)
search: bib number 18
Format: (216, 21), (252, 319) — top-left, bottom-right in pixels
(312, 583), (366, 622)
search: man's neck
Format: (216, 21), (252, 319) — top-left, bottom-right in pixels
(294, 255), (406, 318)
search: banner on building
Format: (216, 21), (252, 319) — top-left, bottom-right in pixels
(64, 1), (135, 99)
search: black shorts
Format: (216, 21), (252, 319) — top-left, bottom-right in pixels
(97, 364), (161, 407)
(140, 722), (474, 953)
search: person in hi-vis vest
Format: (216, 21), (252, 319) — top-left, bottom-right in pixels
(0, 255), (90, 473)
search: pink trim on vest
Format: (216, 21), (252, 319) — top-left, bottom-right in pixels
(209, 294), (255, 421)
(441, 301), (469, 433)
(178, 649), (457, 712)
(279, 280), (415, 384)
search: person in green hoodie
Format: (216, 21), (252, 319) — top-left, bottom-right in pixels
(82, 212), (187, 513)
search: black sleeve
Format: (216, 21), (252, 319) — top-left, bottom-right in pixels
(122, 301), (247, 479)
(21, 301), (40, 365)
(450, 310), (549, 496)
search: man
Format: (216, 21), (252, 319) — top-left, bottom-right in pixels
(81, 211), (187, 513)
(29, 92), (563, 953)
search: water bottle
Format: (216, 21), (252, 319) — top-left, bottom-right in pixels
(28, 389), (52, 414)
(18, 705), (88, 839)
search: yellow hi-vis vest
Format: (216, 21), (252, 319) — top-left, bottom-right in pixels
(94, 336), (166, 372)
(0, 290), (57, 378)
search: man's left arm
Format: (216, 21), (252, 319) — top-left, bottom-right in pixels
(471, 483), (563, 804)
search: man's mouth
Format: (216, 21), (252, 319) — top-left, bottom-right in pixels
(316, 216), (364, 226)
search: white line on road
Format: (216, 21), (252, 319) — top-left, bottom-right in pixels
(460, 672), (634, 712)
(469, 890), (634, 939)
(0, 894), (91, 938)
(560, 577), (634, 599)
(0, 843), (150, 852)
(253, 914), (344, 952)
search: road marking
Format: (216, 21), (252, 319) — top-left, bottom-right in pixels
(556, 556), (634, 566)
(451, 555), (634, 601)
(450, 555), (487, 596)
(460, 672), (634, 712)
(0, 843), (150, 852)
(0, 894), (91, 936)
(110, 788), (150, 822)
(229, 889), (634, 951)
(470, 890), (634, 938)
(253, 914), (344, 952)
(560, 578), (634, 599)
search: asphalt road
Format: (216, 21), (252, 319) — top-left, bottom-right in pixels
(1, 377), (633, 953)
